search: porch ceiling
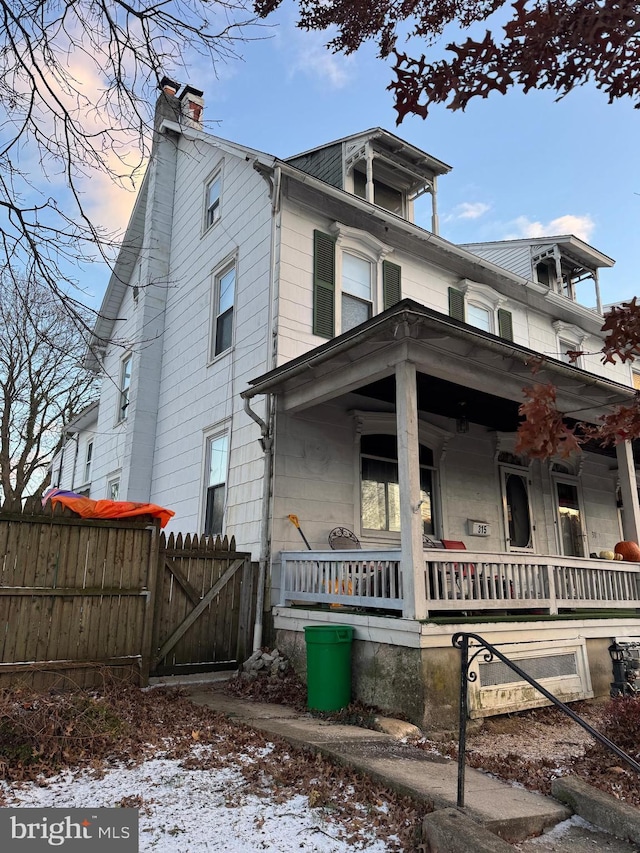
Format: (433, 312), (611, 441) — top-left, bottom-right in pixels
(244, 300), (633, 428)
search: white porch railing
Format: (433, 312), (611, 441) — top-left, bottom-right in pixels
(279, 548), (640, 616)
(280, 549), (403, 611)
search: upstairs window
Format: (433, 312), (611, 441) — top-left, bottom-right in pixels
(205, 173), (221, 229)
(448, 283), (513, 341)
(118, 354), (132, 422)
(313, 228), (401, 339)
(342, 253), (372, 331)
(552, 321), (587, 368)
(211, 261), (235, 357)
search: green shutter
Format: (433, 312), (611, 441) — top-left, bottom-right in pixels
(313, 230), (335, 338)
(382, 260), (402, 309)
(448, 287), (465, 322)
(498, 308), (514, 340)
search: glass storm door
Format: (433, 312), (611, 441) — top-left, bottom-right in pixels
(555, 478), (585, 557)
(501, 466), (534, 551)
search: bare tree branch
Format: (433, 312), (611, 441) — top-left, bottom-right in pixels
(0, 274), (98, 501)
(0, 0), (260, 330)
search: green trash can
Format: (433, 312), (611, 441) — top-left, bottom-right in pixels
(304, 625), (354, 711)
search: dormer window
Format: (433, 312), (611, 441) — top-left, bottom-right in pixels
(353, 168), (404, 216)
(532, 243), (604, 312)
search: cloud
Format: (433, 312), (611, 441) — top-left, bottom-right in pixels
(507, 214), (595, 242)
(445, 201), (491, 222)
(290, 42), (353, 88)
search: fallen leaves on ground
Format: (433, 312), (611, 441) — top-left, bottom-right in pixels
(0, 680), (425, 851)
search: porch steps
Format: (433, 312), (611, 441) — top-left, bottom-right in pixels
(187, 686), (570, 845)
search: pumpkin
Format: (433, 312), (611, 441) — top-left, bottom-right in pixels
(614, 541), (640, 562)
(615, 553), (624, 560)
(599, 550), (616, 560)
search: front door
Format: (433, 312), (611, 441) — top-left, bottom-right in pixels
(500, 465), (534, 551)
(554, 477), (586, 557)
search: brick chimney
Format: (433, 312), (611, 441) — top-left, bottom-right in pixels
(154, 76), (181, 130)
(179, 85), (204, 130)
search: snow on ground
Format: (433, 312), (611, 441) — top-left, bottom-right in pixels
(1, 744), (398, 852)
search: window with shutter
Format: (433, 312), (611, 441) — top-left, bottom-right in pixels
(448, 287), (465, 322)
(313, 230), (336, 338)
(382, 260), (401, 309)
(497, 308), (514, 341)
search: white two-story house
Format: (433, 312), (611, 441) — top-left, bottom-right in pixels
(53, 79), (640, 728)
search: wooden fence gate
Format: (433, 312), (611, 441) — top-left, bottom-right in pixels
(150, 532), (256, 677)
(0, 500), (257, 689)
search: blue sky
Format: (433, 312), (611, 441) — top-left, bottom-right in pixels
(88, 5), (639, 309)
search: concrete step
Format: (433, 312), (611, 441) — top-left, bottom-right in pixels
(515, 816), (640, 852)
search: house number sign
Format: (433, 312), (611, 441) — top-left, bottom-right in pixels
(469, 521), (491, 536)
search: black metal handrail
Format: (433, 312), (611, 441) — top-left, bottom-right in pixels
(452, 631), (640, 808)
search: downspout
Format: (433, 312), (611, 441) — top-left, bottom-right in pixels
(247, 162), (281, 652)
(244, 396), (272, 651)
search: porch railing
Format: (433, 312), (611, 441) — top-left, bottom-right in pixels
(426, 549), (640, 614)
(280, 549), (403, 611)
(280, 548), (640, 616)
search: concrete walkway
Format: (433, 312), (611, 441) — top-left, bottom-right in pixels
(187, 685), (569, 845)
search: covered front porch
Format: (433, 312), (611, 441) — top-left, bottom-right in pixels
(242, 300), (640, 725)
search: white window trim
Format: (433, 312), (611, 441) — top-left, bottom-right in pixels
(552, 472), (588, 557)
(203, 163), (223, 234)
(83, 439), (94, 486)
(107, 475), (121, 502)
(459, 280), (507, 334)
(117, 353), (132, 424)
(208, 254), (237, 363)
(353, 411), (450, 544)
(552, 320), (588, 367)
(200, 423), (231, 536)
(329, 222), (392, 335)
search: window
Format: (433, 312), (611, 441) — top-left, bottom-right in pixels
(204, 434), (229, 536)
(84, 440), (93, 483)
(449, 282), (514, 341)
(212, 261), (235, 357)
(205, 173), (221, 229)
(559, 339), (577, 364)
(361, 434), (437, 535)
(108, 479), (120, 501)
(552, 321), (587, 367)
(632, 370), (640, 391)
(467, 303), (491, 332)
(342, 252), (372, 331)
(313, 228), (401, 339)
(118, 355), (132, 422)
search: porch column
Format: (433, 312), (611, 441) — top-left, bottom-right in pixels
(395, 360), (426, 620)
(616, 440), (640, 542)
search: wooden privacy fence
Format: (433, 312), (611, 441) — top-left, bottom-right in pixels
(0, 498), (256, 690)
